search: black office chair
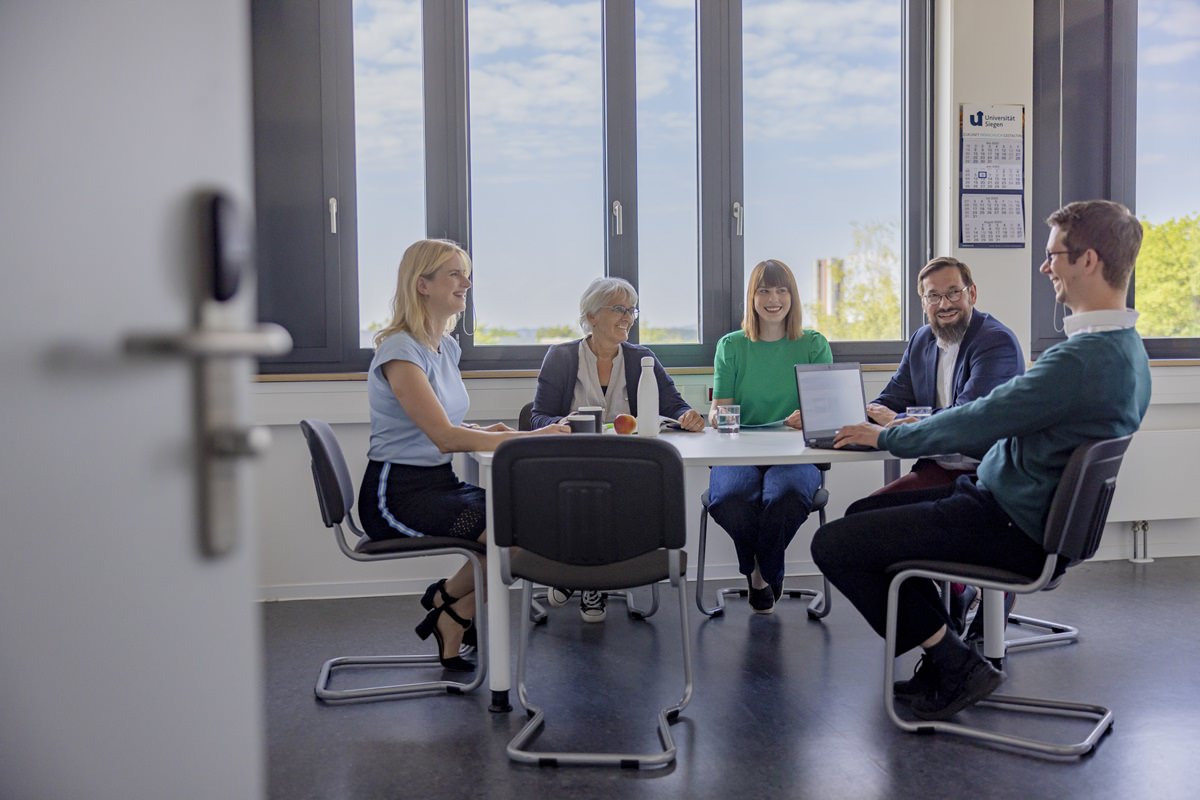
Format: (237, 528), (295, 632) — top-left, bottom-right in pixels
(694, 464), (834, 619)
(882, 435), (1131, 757)
(492, 436), (693, 768)
(299, 419), (486, 702)
(517, 401), (660, 621)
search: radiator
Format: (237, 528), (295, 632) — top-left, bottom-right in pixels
(1107, 429), (1200, 522)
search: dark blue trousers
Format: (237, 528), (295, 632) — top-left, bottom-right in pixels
(708, 463), (821, 585)
(810, 476), (1046, 654)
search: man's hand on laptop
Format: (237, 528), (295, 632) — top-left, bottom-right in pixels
(866, 403), (897, 426)
(833, 422), (884, 450)
(783, 410), (804, 430)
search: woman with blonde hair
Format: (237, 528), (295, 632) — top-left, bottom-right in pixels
(707, 258), (833, 614)
(359, 239), (568, 670)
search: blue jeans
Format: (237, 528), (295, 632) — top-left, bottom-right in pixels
(707, 464), (821, 585)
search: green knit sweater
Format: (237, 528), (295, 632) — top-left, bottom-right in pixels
(713, 329), (833, 425)
(878, 328), (1151, 540)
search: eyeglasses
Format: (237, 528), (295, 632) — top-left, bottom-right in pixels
(921, 288), (966, 306)
(1044, 249), (1077, 263)
(606, 305), (639, 319)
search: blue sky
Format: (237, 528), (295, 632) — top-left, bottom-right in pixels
(351, 0), (1193, 338)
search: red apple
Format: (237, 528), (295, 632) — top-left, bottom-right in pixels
(612, 413), (637, 435)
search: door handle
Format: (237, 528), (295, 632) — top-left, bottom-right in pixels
(122, 190), (293, 558)
(125, 324), (292, 358)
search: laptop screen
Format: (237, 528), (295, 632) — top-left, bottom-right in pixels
(795, 363), (867, 436)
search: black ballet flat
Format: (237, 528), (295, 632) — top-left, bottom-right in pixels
(420, 579), (476, 649)
(415, 603), (476, 672)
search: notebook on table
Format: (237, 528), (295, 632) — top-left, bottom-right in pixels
(794, 362), (878, 451)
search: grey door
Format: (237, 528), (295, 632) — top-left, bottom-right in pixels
(1, 3), (265, 797)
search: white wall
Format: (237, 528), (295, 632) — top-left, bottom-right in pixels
(251, 0), (1200, 601)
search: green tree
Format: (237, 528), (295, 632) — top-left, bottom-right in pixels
(535, 324), (577, 343)
(639, 326), (696, 344)
(805, 220), (902, 341)
(473, 322), (521, 345)
(1135, 214), (1200, 338)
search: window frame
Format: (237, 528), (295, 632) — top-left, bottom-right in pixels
(1030, 0), (1199, 359)
(253, 0), (931, 375)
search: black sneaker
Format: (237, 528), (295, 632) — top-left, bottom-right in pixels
(770, 580), (784, 602)
(893, 655), (941, 703)
(748, 583), (775, 614)
(546, 587), (573, 608)
(911, 653), (1006, 720)
(579, 590), (606, 622)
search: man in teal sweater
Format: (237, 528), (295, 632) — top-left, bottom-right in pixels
(811, 200), (1151, 720)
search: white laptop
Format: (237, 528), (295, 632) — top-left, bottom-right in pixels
(794, 362), (878, 451)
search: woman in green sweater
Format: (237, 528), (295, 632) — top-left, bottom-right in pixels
(708, 259), (833, 614)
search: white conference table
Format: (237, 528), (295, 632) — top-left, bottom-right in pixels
(466, 426), (897, 711)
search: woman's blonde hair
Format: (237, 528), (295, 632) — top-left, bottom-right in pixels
(373, 239), (471, 349)
(742, 259), (802, 342)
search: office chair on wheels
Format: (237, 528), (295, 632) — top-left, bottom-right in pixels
(694, 463), (833, 619)
(882, 435), (1131, 757)
(299, 419), (486, 702)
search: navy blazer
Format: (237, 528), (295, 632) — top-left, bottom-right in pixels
(530, 339), (692, 430)
(873, 310), (1025, 415)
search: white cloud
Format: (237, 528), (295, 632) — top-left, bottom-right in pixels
(743, 0), (900, 56)
(1140, 0), (1200, 40)
(1143, 39), (1200, 66)
(353, 0), (422, 67)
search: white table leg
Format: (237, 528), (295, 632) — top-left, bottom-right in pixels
(481, 460), (512, 711)
(982, 588), (1006, 664)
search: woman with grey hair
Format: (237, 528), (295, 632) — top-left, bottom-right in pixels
(530, 276), (704, 621)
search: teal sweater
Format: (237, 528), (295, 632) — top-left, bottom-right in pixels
(713, 329), (833, 425)
(878, 328), (1150, 540)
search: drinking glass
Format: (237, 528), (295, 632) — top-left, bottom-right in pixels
(716, 404), (741, 434)
(906, 406), (932, 421)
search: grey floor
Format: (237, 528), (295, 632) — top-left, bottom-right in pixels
(264, 557), (1200, 800)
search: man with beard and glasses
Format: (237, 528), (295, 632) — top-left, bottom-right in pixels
(862, 256), (1025, 637)
(867, 256), (1024, 494)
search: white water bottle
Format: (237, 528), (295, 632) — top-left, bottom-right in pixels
(636, 356), (659, 437)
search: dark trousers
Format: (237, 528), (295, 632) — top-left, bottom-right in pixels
(870, 458), (974, 496)
(810, 476), (1046, 654)
(708, 463), (821, 585)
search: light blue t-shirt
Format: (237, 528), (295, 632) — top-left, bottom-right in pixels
(367, 332), (469, 466)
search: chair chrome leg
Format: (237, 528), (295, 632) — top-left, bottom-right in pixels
(884, 566), (1113, 758)
(610, 584), (660, 619)
(506, 577), (691, 768)
(315, 552), (487, 703)
(1005, 612), (1079, 652)
(694, 508), (726, 617)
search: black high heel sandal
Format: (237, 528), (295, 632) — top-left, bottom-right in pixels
(420, 579), (477, 650)
(415, 602), (476, 672)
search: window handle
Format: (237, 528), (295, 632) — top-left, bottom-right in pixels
(612, 200), (623, 236)
(732, 201), (744, 237)
(328, 197), (338, 234)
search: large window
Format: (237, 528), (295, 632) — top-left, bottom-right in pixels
(353, 0), (427, 346)
(1030, 0), (1199, 359)
(635, 1), (700, 344)
(252, 0), (927, 374)
(1134, 0), (1200, 339)
(467, 0), (605, 346)
(741, 0), (904, 342)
